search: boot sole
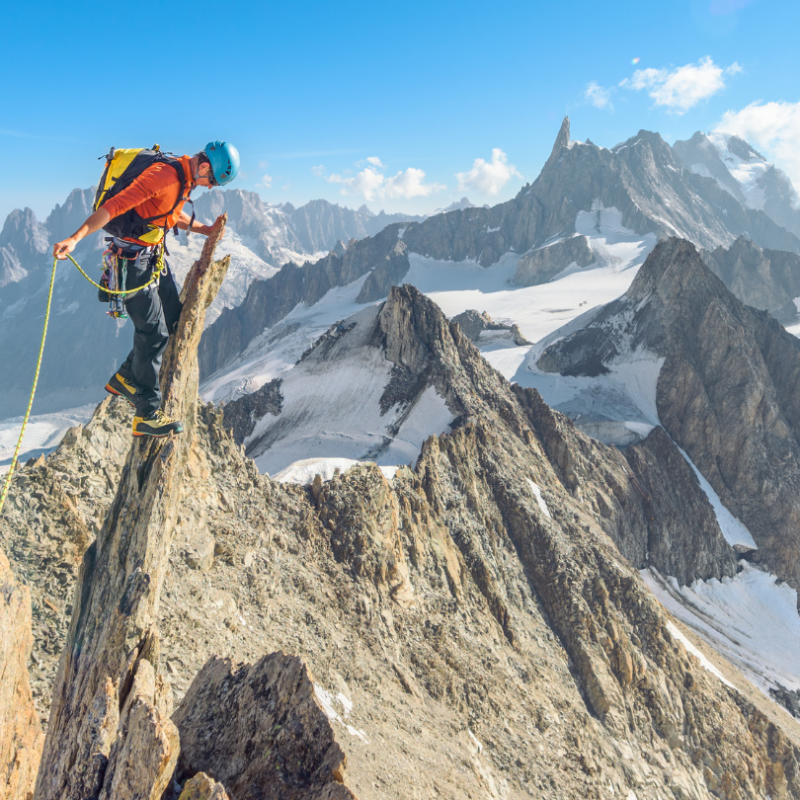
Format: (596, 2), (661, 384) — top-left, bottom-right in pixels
(105, 385), (135, 407)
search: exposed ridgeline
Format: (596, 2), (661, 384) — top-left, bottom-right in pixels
(199, 117), (800, 380)
(3, 277), (800, 797)
(537, 237), (800, 599)
(33, 217), (231, 800)
(191, 189), (426, 262)
(0, 549), (44, 800)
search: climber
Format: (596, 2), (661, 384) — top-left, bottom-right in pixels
(52, 141), (240, 437)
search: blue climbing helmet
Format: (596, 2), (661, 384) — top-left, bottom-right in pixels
(204, 141), (240, 186)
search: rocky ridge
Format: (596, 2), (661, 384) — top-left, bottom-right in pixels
(537, 237), (800, 598)
(702, 235), (800, 323)
(4, 277), (800, 798)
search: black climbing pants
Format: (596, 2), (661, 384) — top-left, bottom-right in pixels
(114, 252), (182, 417)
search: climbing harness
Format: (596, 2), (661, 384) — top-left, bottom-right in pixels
(0, 248), (166, 518)
(1, 141), (190, 517)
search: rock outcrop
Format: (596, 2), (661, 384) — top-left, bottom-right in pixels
(0, 548), (44, 800)
(537, 236), (800, 596)
(451, 309), (531, 345)
(512, 234), (594, 286)
(173, 653), (356, 800)
(33, 217), (230, 800)
(512, 386), (738, 585)
(221, 378), (283, 445)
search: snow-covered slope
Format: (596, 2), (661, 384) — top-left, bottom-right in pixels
(643, 565), (800, 701)
(243, 306), (455, 476)
(675, 131), (800, 240)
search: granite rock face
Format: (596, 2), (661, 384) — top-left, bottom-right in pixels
(538, 236), (800, 597)
(512, 386), (737, 585)
(0, 548), (44, 800)
(173, 654), (356, 800)
(702, 235), (800, 322)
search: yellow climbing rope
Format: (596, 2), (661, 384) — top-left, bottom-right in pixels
(64, 250), (165, 295)
(0, 250), (164, 518)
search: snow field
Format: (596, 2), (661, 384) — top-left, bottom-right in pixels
(643, 565), (800, 698)
(272, 457), (399, 485)
(245, 306), (455, 476)
(0, 404), (97, 475)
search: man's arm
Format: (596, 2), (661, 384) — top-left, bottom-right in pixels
(53, 207), (112, 259)
(176, 209), (215, 236)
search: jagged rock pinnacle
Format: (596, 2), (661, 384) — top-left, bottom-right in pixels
(545, 116), (571, 169)
(33, 217), (231, 800)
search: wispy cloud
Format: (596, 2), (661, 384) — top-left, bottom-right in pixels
(620, 56), (741, 114)
(327, 165), (444, 201)
(366, 156), (384, 168)
(456, 149), (522, 196)
(584, 82), (614, 111)
(715, 100), (800, 193)
(257, 174), (273, 188)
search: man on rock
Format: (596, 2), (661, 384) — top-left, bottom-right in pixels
(53, 141), (240, 437)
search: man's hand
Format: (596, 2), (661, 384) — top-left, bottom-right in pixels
(177, 211), (226, 238)
(53, 237), (79, 260)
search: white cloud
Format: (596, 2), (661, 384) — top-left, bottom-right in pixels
(455, 149), (522, 196)
(311, 164), (326, 177)
(258, 174), (273, 188)
(584, 82), (614, 110)
(715, 100), (800, 193)
(366, 156), (384, 167)
(327, 166), (443, 202)
(620, 56), (741, 114)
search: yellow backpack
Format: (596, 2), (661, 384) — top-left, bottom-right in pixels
(93, 145), (186, 244)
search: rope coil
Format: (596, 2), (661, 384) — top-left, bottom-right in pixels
(0, 251), (164, 517)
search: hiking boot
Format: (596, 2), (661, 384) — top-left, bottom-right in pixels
(132, 409), (184, 438)
(105, 373), (138, 407)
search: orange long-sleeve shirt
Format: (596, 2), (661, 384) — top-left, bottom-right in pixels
(102, 155), (195, 243)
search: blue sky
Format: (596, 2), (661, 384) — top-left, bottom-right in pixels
(2, 0), (798, 223)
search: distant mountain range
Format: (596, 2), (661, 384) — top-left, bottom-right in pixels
(0, 192), (434, 417)
(198, 117), (800, 384)
(3, 115), (800, 422)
